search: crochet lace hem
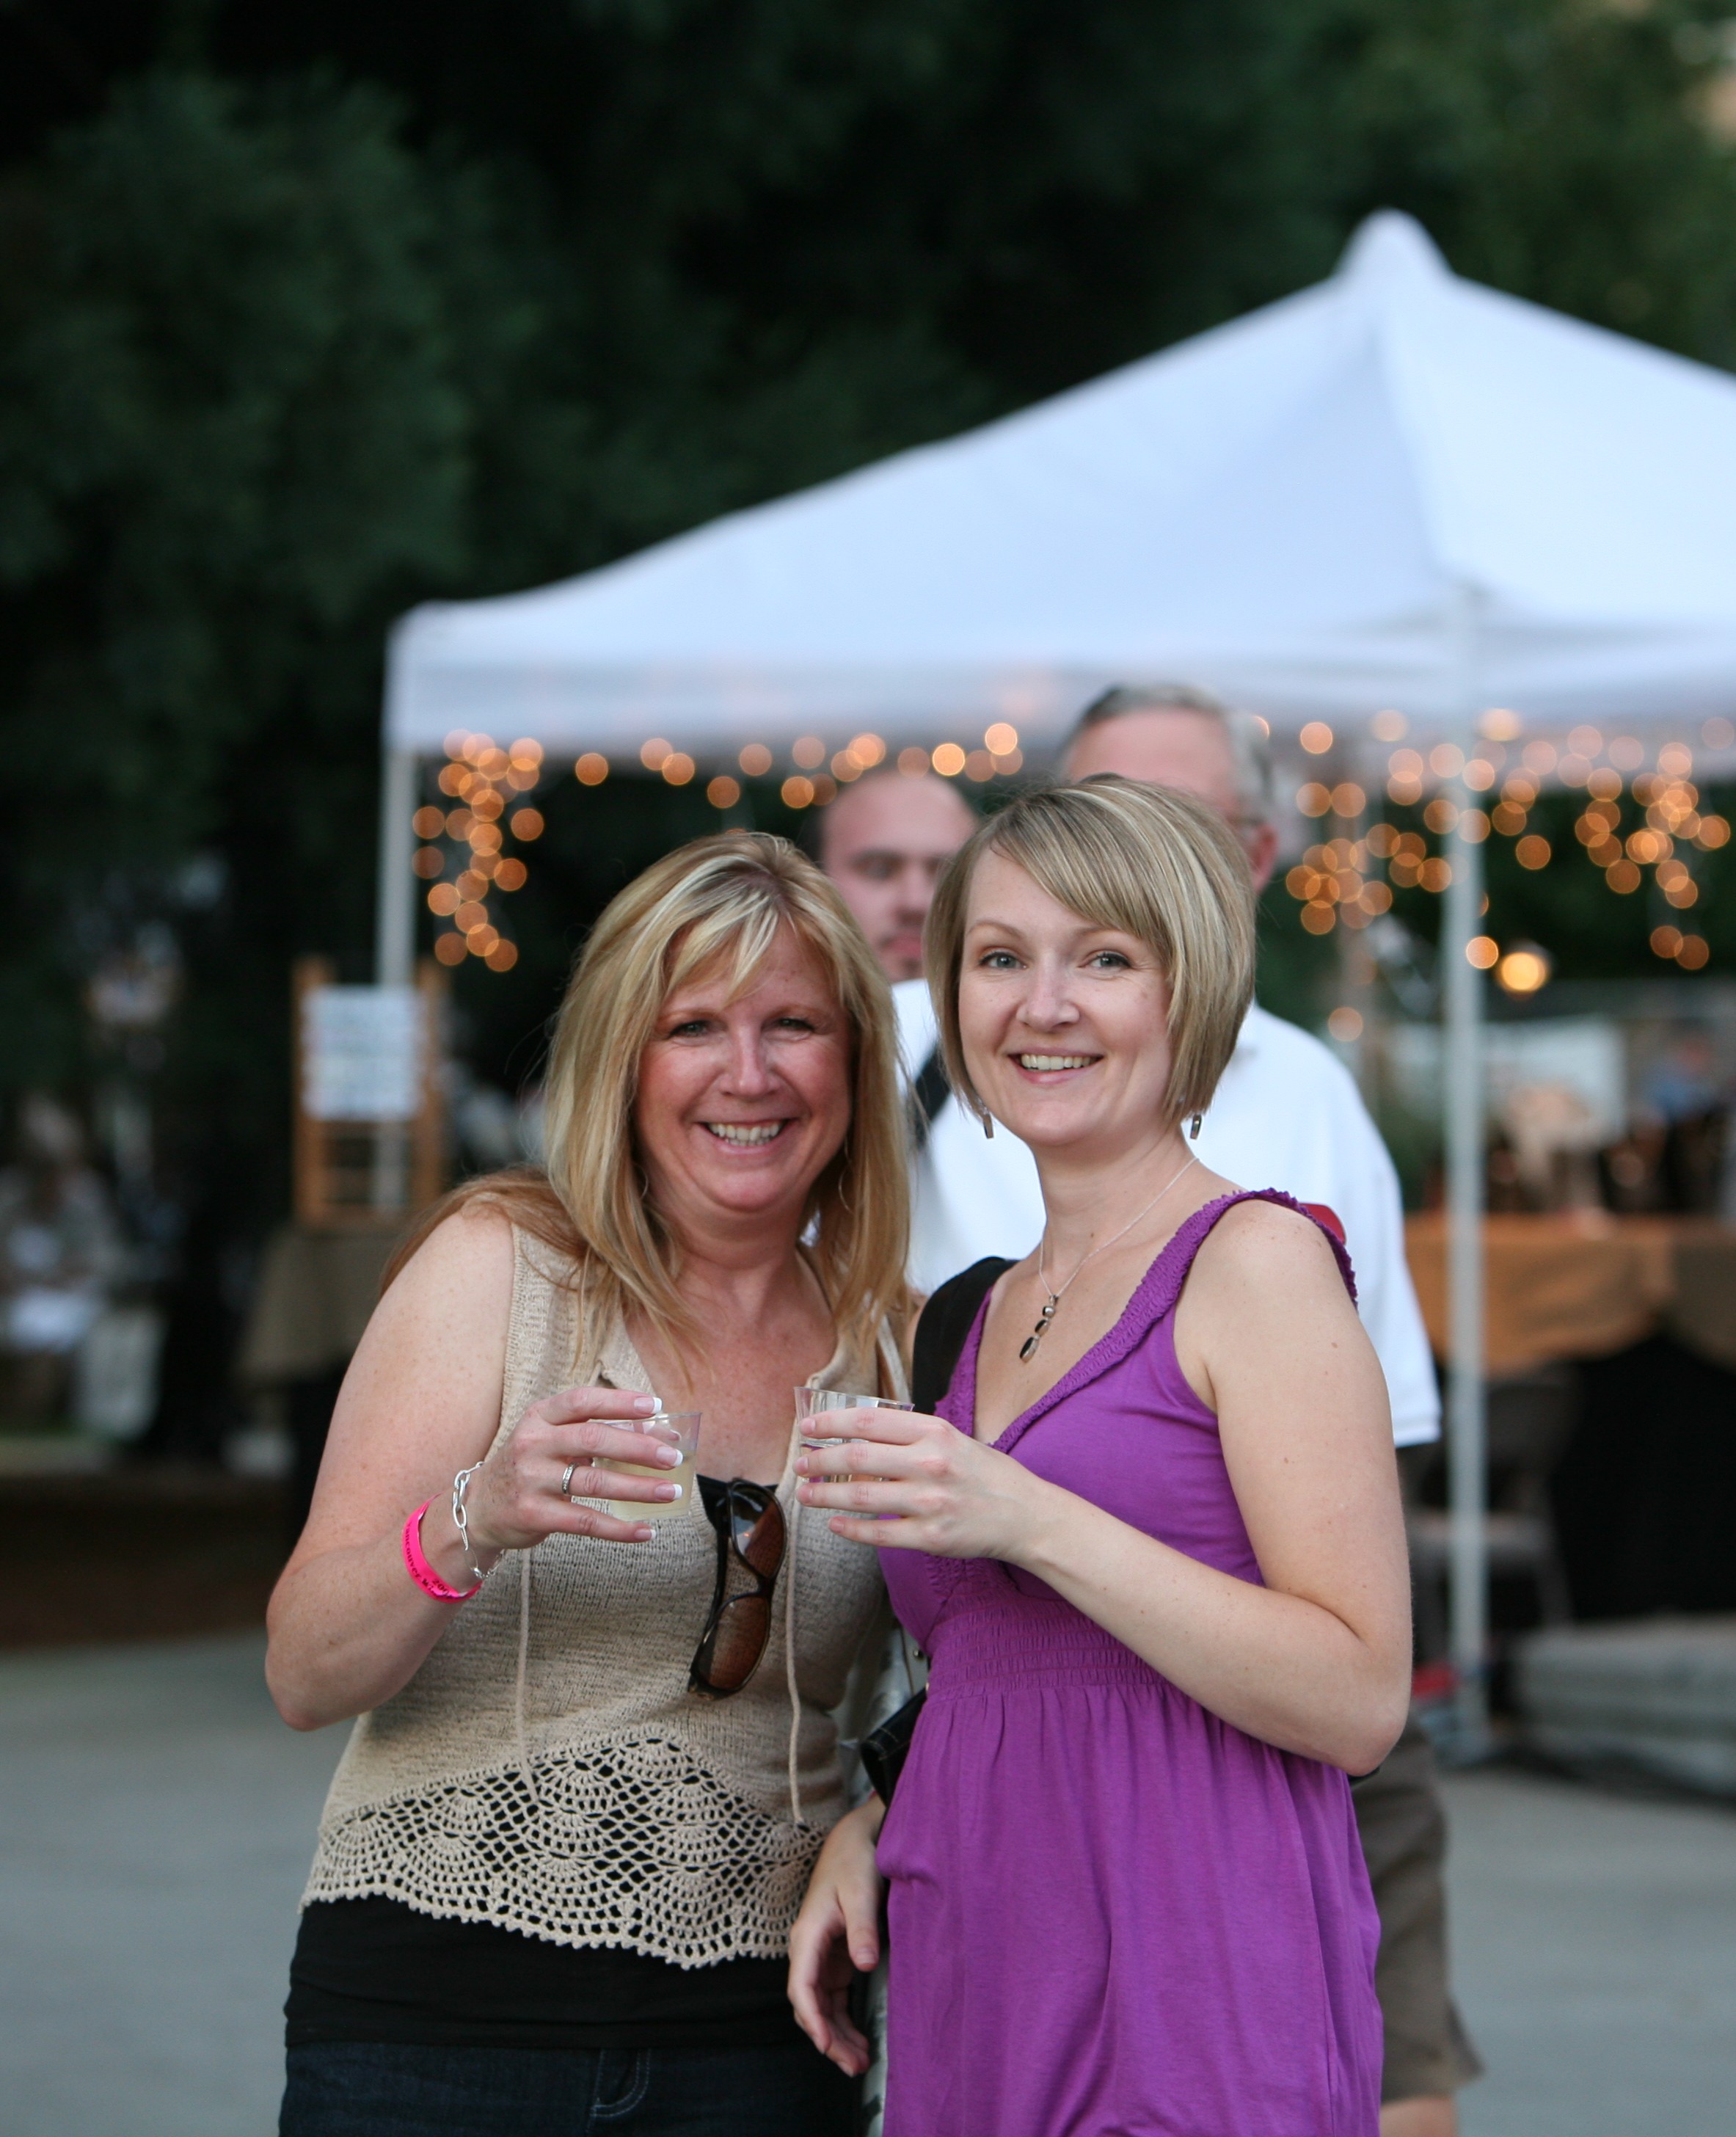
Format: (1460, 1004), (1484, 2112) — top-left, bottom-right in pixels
(303, 1733), (827, 1969)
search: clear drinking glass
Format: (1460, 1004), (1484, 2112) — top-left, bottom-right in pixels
(593, 1409), (702, 1522)
(795, 1386), (913, 1449)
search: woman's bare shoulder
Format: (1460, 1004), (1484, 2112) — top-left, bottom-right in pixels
(376, 1200), (517, 1321)
(1189, 1195), (1346, 1303)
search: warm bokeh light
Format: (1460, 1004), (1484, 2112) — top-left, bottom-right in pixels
(454, 900), (487, 932)
(1609, 736), (1645, 771)
(1479, 708), (1522, 742)
(1650, 925), (1683, 958)
(811, 774), (838, 806)
(1557, 752), (1591, 784)
(1522, 740), (1558, 774)
(792, 735), (827, 769)
(1429, 743), (1464, 779)
(427, 884), (461, 916)
(509, 807), (544, 840)
(1567, 724), (1602, 758)
(1492, 801), (1527, 836)
(1420, 858), (1453, 892)
(993, 747), (1024, 773)
(1462, 759), (1497, 792)
(575, 752), (609, 785)
(469, 823), (503, 856)
(495, 858), (528, 892)
(831, 751), (861, 782)
(984, 721), (1019, 755)
(1677, 934), (1710, 969)
(456, 869), (489, 900)
(470, 788), (504, 820)
(1658, 741), (1693, 777)
(437, 763), (467, 797)
(965, 750), (996, 782)
(849, 732), (886, 767)
(931, 743), (967, 777)
(434, 932), (468, 966)
(781, 775), (815, 809)
(485, 939), (519, 972)
(1371, 710), (1407, 741)
(413, 846), (445, 878)
(897, 746), (930, 776)
(445, 807), (473, 838)
(1300, 903), (1335, 934)
(1361, 881), (1393, 914)
(412, 805), (445, 838)
(467, 925), (500, 956)
(509, 738), (544, 768)
(1495, 944), (1551, 994)
(1300, 722), (1333, 754)
(1467, 936), (1499, 969)
(739, 743), (773, 776)
(1459, 809), (1490, 843)
(640, 737), (672, 771)
(1330, 782), (1365, 818)
(1296, 782), (1332, 817)
(1586, 767), (1623, 801)
(707, 776), (741, 809)
(661, 752), (696, 785)
(1423, 798), (1459, 834)
(1365, 821), (1398, 857)
(1327, 1006), (1364, 1041)
(1696, 814), (1730, 848)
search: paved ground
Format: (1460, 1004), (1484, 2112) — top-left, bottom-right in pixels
(1, 1635), (1734, 2135)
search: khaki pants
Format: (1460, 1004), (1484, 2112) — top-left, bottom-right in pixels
(1354, 1713), (1484, 2103)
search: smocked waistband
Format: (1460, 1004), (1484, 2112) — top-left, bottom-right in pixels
(925, 1605), (1164, 1696)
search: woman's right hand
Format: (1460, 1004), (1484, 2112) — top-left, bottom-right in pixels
(460, 1385), (686, 1558)
(788, 1797), (886, 2075)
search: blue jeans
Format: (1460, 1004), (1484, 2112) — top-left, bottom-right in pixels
(280, 2040), (856, 2136)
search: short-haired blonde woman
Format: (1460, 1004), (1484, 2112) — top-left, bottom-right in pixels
(789, 779), (1411, 2137)
(267, 833), (911, 2137)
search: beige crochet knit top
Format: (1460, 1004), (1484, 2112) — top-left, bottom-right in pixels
(303, 1224), (900, 1967)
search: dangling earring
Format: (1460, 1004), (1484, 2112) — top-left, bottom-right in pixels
(982, 1111), (995, 1140)
(1189, 1113), (1203, 1140)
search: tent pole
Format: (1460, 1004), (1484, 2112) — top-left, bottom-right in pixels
(376, 743), (419, 988)
(1442, 584), (1490, 1759)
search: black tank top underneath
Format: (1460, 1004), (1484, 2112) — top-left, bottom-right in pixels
(286, 1897), (800, 2050)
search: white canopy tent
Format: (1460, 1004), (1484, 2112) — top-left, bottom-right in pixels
(381, 211), (1736, 1750)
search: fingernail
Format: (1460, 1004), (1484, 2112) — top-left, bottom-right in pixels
(657, 1481), (683, 1501)
(638, 1524), (657, 1540)
(632, 1394), (658, 1413)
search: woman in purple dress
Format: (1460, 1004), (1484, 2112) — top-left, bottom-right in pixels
(789, 776), (1412, 2136)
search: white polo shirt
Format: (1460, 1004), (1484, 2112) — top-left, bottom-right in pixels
(894, 981), (1440, 1447)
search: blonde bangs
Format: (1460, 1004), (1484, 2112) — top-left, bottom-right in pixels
(444, 831), (910, 1370)
(926, 778), (1255, 1135)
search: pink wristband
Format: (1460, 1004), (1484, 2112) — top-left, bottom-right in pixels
(402, 1501), (483, 1603)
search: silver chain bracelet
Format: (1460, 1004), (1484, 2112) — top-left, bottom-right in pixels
(451, 1464), (489, 1587)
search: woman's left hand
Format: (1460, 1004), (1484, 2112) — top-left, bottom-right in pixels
(794, 1408), (1054, 1561)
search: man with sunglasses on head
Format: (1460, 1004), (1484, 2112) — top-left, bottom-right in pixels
(828, 685), (1478, 2137)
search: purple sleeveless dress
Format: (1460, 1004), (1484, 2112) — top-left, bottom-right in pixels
(877, 1192), (1382, 2137)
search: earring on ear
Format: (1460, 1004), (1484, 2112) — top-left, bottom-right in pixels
(1189, 1113), (1203, 1140)
(982, 1111), (995, 1140)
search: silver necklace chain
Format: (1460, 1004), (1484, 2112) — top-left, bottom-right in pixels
(1019, 1153), (1200, 1365)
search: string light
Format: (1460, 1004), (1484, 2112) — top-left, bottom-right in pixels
(508, 808), (544, 840)
(707, 776), (741, 809)
(897, 746), (930, 776)
(792, 736), (827, 770)
(781, 775), (815, 809)
(1300, 722), (1333, 754)
(850, 732), (888, 767)
(575, 752), (609, 785)
(661, 753), (696, 786)
(640, 738), (673, 771)
(931, 743), (967, 777)
(984, 722), (1019, 755)
(739, 743), (773, 776)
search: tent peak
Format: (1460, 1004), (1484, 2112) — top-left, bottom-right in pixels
(1338, 210), (1450, 290)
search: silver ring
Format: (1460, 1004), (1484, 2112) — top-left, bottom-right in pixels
(560, 1461), (578, 1499)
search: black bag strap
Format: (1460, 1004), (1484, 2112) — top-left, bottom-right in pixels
(907, 1044), (953, 1154)
(911, 1256), (1015, 1414)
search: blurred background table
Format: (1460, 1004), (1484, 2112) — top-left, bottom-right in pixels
(1404, 1213), (1736, 1628)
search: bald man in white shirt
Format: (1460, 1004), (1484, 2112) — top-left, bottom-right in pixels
(823, 688), (1478, 2137)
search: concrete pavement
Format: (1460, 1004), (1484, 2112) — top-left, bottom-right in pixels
(1, 1635), (1734, 2135)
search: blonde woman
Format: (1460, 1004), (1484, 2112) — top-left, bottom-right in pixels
(789, 779), (1411, 2137)
(267, 833), (911, 2137)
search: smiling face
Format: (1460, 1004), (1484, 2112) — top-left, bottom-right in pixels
(633, 924), (854, 1244)
(958, 848), (1176, 1162)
